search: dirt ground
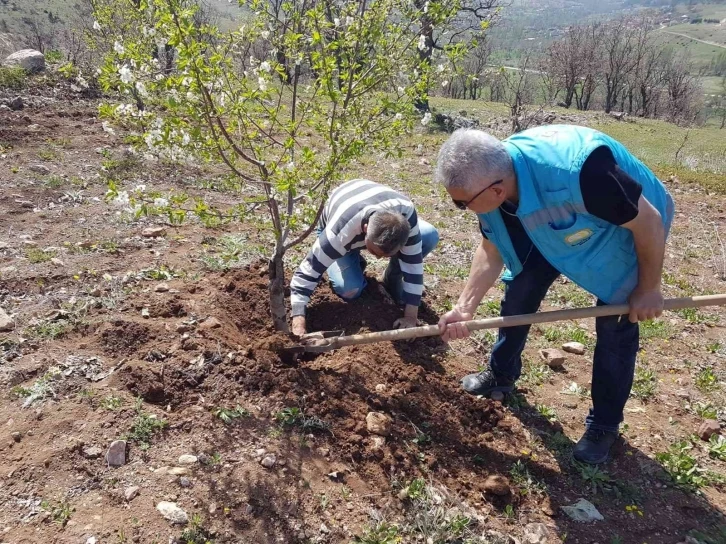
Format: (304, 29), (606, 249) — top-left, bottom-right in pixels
(0, 79), (725, 544)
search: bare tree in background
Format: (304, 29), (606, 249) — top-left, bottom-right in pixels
(501, 51), (538, 133)
(449, 39), (492, 100)
(662, 51), (702, 124)
(412, 0), (506, 111)
(602, 18), (638, 113)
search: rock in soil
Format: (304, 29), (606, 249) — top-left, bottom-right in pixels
(540, 497), (557, 517)
(106, 440), (127, 467)
(366, 412), (392, 436)
(539, 348), (566, 369)
(0, 308), (14, 332)
(524, 522), (550, 544)
(199, 316), (222, 330)
(178, 454), (199, 465)
(561, 498), (604, 522)
(82, 446), (103, 459)
(261, 454), (277, 469)
(141, 226), (167, 238)
(490, 390), (505, 402)
(11, 431), (21, 442)
(155, 283), (170, 292)
(8, 96), (23, 111)
(168, 467), (189, 476)
(156, 501), (188, 525)
(4, 49), (46, 73)
(123, 486), (139, 502)
(483, 474), (511, 496)
(179, 477), (192, 488)
(29, 164), (51, 175)
(698, 419), (721, 441)
(562, 342), (585, 355)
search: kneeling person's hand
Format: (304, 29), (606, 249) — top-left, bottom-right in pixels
(393, 316), (418, 330)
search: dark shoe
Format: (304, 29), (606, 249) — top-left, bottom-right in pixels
(460, 369), (514, 397)
(573, 428), (619, 465)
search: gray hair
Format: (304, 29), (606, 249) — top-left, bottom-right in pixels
(434, 128), (513, 191)
(366, 210), (410, 254)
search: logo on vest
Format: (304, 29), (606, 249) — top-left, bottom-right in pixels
(564, 228), (594, 246)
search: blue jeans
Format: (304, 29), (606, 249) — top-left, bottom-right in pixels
(490, 231), (638, 433)
(326, 219), (439, 303)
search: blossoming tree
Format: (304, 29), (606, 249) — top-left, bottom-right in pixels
(92, 0), (444, 332)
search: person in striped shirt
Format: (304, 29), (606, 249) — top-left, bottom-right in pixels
(290, 179), (439, 336)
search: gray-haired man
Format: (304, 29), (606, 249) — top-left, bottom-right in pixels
(434, 125), (673, 464)
(290, 179), (440, 336)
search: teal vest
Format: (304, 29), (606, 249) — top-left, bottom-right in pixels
(478, 125), (674, 304)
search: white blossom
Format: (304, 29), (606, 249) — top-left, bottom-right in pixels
(441, 80), (449, 88)
(93, 20), (101, 31)
(394, 113), (403, 121)
(417, 35), (427, 51)
(436, 64), (445, 73)
(334, 17), (340, 27)
(261, 30), (270, 39)
(259, 61), (272, 73)
(135, 81), (148, 97)
(119, 65), (134, 85)
(154, 197), (169, 207)
(346, 16), (354, 26)
(113, 41), (125, 55)
(286, 161), (295, 171)
(421, 112), (432, 126)
(424, 2), (429, 12)
(397, 86), (405, 94)
(258, 76), (268, 91)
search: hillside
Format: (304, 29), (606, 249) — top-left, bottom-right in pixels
(0, 70), (725, 543)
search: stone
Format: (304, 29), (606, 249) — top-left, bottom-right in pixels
(199, 316), (222, 330)
(261, 454), (277, 469)
(4, 49), (46, 73)
(523, 522), (550, 544)
(141, 226), (166, 238)
(50, 258), (65, 267)
(179, 476), (192, 488)
(698, 419), (721, 441)
(82, 446), (103, 459)
(490, 390), (505, 402)
(156, 501), (188, 525)
(371, 436), (386, 450)
(178, 454), (198, 465)
(168, 467), (189, 476)
(0, 308), (13, 332)
(539, 348), (566, 369)
(155, 283), (170, 293)
(561, 498), (604, 522)
(11, 431), (21, 442)
(86, 538), (97, 544)
(540, 497), (557, 517)
(366, 412), (392, 436)
(375, 384), (386, 393)
(8, 97), (23, 111)
(29, 164), (51, 175)
(106, 440), (127, 467)
(483, 474), (510, 496)
(562, 342), (585, 355)
(123, 486), (139, 502)
(675, 389), (691, 400)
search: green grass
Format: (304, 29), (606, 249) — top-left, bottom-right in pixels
(535, 404), (558, 423)
(707, 435), (726, 462)
(25, 247), (56, 264)
(213, 405), (250, 424)
(521, 361), (553, 387)
(354, 522), (401, 544)
(126, 400), (168, 449)
(0, 66), (27, 90)
(100, 396), (124, 411)
(274, 407), (331, 433)
(639, 319), (673, 341)
(692, 402), (718, 420)
(631, 367), (657, 401)
(695, 367), (720, 392)
(40, 499), (74, 527)
(509, 460), (547, 497)
(656, 440), (714, 490)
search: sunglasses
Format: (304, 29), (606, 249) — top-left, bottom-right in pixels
(452, 180), (503, 210)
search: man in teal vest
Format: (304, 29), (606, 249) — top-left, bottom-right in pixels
(435, 125), (674, 464)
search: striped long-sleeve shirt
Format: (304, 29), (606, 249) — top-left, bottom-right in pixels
(290, 179), (424, 316)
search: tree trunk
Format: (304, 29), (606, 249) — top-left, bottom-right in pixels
(268, 254), (289, 332)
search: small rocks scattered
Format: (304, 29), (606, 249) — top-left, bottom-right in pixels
(261, 454), (277, 469)
(50, 258), (65, 267)
(375, 383), (386, 393)
(82, 446), (103, 459)
(123, 486), (139, 502)
(523, 522), (550, 544)
(168, 467), (189, 476)
(156, 501), (188, 525)
(366, 412), (392, 436)
(675, 389), (691, 400)
(155, 283), (170, 293)
(0, 308), (13, 332)
(141, 226), (167, 238)
(11, 431), (21, 443)
(178, 454), (198, 465)
(561, 498), (604, 522)
(539, 348), (566, 369)
(179, 477), (192, 488)
(562, 341), (585, 355)
(483, 474), (510, 496)
(698, 419), (721, 441)
(106, 440), (127, 467)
